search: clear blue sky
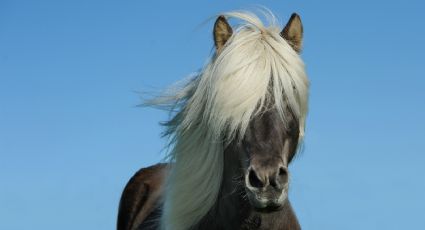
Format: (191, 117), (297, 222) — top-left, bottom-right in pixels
(1, 0), (424, 229)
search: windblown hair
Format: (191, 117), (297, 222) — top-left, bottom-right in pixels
(147, 10), (309, 230)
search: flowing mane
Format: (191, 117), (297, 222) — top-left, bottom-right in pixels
(147, 10), (309, 230)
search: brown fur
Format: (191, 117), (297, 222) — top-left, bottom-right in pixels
(117, 164), (167, 230)
(118, 159), (301, 230)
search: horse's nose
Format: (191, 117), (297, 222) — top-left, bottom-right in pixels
(246, 166), (288, 190)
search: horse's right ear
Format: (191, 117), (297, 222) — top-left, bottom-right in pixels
(213, 16), (233, 52)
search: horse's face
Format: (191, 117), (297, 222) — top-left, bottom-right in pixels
(214, 13), (304, 212)
(237, 108), (299, 211)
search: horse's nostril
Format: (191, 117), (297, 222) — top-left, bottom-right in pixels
(271, 167), (288, 189)
(279, 167), (287, 176)
(248, 169), (264, 188)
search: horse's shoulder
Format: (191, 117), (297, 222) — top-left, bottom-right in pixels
(131, 163), (168, 185)
(117, 163), (168, 230)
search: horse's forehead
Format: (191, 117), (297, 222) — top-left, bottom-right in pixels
(245, 110), (287, 144)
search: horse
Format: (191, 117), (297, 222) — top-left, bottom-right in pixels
(118, 10), (309, 230)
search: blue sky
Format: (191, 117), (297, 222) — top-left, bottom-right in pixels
(1, 0), (424, 229)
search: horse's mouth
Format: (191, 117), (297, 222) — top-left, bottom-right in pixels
(245, 188), (287, 212)
(252, 202), (284, 213)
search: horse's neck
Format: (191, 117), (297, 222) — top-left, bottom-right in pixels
(241, 201), (301, 230)
(193, 149), (300, 230)
(194, 148), (246, 229)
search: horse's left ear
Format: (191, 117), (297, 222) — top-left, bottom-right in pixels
(280, 13), (303, 53)
(213, 15), (233, 52)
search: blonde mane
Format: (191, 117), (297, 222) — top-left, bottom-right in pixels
(147, 10), (309, 230)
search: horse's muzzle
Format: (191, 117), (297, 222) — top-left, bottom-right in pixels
(244, 165), (289, 211)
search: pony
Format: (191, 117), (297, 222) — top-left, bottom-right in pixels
(118, 10), (309, 230)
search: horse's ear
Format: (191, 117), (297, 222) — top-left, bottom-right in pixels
(213, 15), (233, 52)
(280, 13), (303, 53)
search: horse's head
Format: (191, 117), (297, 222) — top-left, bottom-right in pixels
(214, 13), (304, 212)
